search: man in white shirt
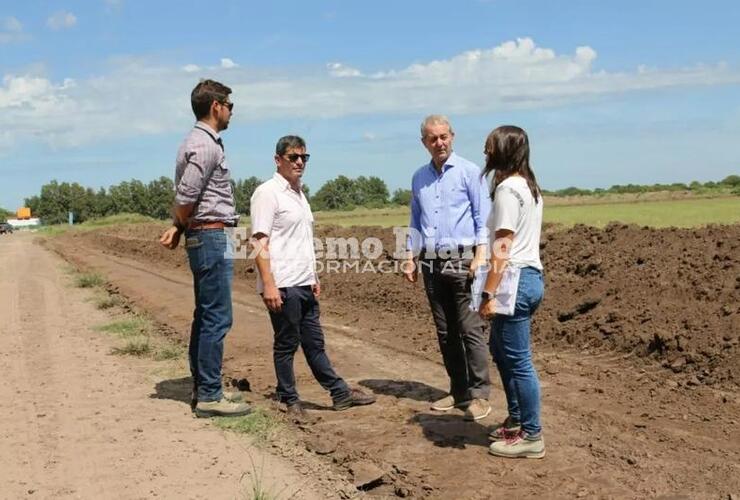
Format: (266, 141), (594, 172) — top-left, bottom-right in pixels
(250, 135), (376, 421)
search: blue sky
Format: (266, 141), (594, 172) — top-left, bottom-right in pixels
(1, 0), (739, 210)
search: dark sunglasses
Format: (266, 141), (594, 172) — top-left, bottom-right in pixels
(283, 153), (310, 163)
(219, 100), (234, 111)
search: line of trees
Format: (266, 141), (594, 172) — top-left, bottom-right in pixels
(311, 175), (389, 211)
(543, 175), (740, 197)
(0, 207), (13, 222)
(17, 173), (739, 225)
(24, 178), (176, 225)
(22, 177), (269, 225)
(21, 174), (403, 224)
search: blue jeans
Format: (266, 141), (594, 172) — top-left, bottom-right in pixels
(185, 229), (234, 403)
(268, 286), (349, 405)
(490, 267), (544, 436)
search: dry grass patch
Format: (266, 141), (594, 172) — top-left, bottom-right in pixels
(111, 336), (152, 357)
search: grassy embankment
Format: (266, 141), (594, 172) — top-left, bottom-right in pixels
(30, 192), (740, 231)
(35, 213), (159, 235)
(313, 194), (740, 228)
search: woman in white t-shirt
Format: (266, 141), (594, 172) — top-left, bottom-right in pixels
(478, 125), (546, 459)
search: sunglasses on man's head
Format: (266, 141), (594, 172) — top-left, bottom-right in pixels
(219, 100), (234, 111)
(283, 153), (310, 163)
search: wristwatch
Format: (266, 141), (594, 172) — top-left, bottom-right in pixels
(481, 290), (493, 301)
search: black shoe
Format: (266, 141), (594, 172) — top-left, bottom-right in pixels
(333, 388), (377, 411)
(286, 402), (318, 424)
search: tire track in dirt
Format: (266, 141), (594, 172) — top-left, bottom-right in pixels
(2, 236), (49, 494)
(1, 234), (334, 499)
(46, 230), (740, 499)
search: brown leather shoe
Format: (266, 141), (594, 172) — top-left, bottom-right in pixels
(431, 394), (471, 411)
(286, 402), (318, 424)
(333, 388), (377, 411)
(463, 398), (491, 421)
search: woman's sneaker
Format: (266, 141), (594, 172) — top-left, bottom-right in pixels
(488, 431), (545, 459)
(488, 417), (521, 442)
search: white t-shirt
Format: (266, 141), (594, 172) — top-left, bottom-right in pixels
(487, 175), (543, 271)
(250, 173), (317, 293)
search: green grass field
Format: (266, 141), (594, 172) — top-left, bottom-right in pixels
(32, 195), (739, 232)
(35, 213), (160, 235)
(313, 196), (740, 228)
(314, 205), (410, 227)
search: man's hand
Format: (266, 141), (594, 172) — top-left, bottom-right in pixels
(159, 226), (182, 250)
(262, 284), (283, 313)
(402, 258), (418, 283)
(312, 282), (321, 298)
(469, 255), (486, 278)
(479, 297), (496, 320)
(469, 244), (488, 278)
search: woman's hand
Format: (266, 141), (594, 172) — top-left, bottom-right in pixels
(479, 297), (496, 320)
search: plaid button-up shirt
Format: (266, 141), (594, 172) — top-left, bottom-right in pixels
(174, 122), (238, 225)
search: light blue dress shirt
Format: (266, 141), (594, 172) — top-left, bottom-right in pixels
(408, 152), (491, 255)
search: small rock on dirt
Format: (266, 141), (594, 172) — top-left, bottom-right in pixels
(305, 436), (337, 455)
(395, 486), (412, 497)
(349, 460), (385, 490)
(670, 357), (687, 373)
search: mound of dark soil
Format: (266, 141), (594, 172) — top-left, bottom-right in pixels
(59, 222), (740, 388)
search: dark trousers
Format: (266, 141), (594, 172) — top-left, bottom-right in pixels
(268, 286), (349, 405)
(421, 258), (491, 402)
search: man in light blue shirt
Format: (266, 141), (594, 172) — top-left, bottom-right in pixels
(403, 115), (492, 421)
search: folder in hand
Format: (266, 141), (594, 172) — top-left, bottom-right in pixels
(469, 265), (520, 316)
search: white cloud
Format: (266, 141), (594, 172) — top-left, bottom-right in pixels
(0, 38), (739, 150)
(3, 17), (22, 32)
(0, 16), (28, 44)
(46, 11), (77, 30)
(220, 58), (237, 69)
(363, 132), (377, 141)
(328, 62), (362, 78)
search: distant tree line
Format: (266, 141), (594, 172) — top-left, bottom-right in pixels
(23, 177), (268, 225)
(20, 174), (739, 224)
(0, 207), (13, 222)
(22, 174), (407, 225)
(543, 175), (740, 197)
(24, 178), (176, 225)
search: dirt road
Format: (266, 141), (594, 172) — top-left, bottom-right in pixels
(42, 225), (740, 499)
(0, 233), (334, 499)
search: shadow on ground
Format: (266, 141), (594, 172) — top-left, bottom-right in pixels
(409, 412), (490, 449)
(300, 401), (335, 411)
(151, 376), (192, 406)
(359, 379), (446, 402)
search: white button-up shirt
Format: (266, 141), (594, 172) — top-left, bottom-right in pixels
(250, 172), (317, 293)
